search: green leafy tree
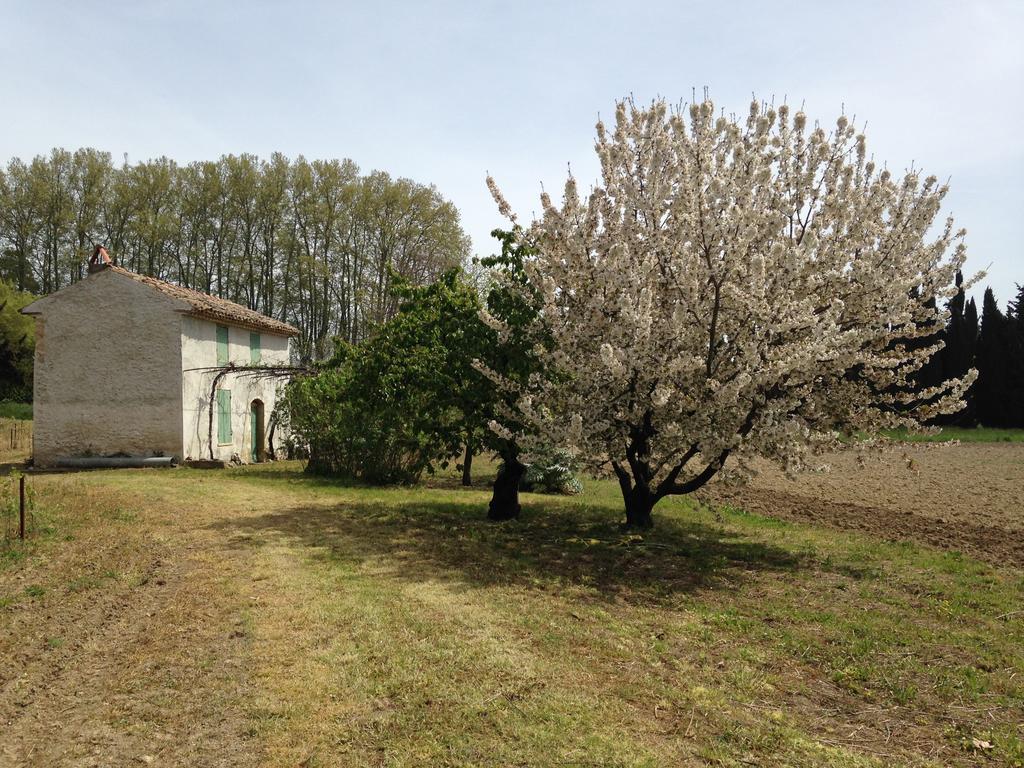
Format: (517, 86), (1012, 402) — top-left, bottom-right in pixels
(285, 269), (491, 484)
(0, 158), (44, 293)
(284, 229), (554, 517)
(475, 229), (550, 520)
(0, 281), (36, 401)
(386, 269), (496, 486)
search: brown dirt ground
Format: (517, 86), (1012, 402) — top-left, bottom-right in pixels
(0, 480), (265, 767)
(698, 442), (1024, 567)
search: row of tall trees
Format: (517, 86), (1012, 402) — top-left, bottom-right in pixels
(926, 274), (1024, 428)
(0, 149), (471, 359)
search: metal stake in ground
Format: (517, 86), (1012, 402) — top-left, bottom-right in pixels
(19, 475), (25, 540)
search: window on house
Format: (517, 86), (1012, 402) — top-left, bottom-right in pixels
(250, 331), (261, 364)
(217, 389), (232, 444)
(216, 325), (229, 366)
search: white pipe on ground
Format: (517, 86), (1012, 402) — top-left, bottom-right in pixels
(53, 456), (178, 469)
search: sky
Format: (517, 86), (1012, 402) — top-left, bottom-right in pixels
(1, 0), (1022, 305)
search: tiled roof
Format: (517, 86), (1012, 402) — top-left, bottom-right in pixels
(106, 265), (299, 337)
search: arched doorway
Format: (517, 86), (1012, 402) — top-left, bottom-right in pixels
(250, 399), (266, 462)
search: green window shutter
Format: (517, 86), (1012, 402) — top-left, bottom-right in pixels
(217, 389), (232, 444)
(216, 325), (229, 366)
(250, 331), (261, 364)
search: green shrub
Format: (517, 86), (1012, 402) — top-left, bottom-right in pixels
(285, 357), (456, 484)
(283, 270), (500, 485)
(520, 447), (583, 495)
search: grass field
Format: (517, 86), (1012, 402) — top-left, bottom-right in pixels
(1, 455), (1022, 767)
(0, 401), (32, 421)
(880, 426), (1024, 443)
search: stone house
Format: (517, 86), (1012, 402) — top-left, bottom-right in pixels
(22, 264), (299, 467)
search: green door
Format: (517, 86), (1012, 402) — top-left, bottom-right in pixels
(250, 400), (265, 462)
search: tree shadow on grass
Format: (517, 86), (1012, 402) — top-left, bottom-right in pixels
(233, 463), (501, 493)
(209, 494), (803, 604)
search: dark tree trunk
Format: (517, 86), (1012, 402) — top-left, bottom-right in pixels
(488, 451), (525, 521)
(610, 408), (745, 530)
(613, 456), (658, 530)
(622, 484), (656, 529)
(461, 443), (473, 487)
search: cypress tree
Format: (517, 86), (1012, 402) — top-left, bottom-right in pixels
(975, 288), (1012, 427)
(1006, 285), (1024, 427)
(916, 294), (946, 394)
(939, 272), (980, 425)
(1009, 284), (1024, 321)
(961, 296), (979, 424)
(964, 297), (979, 351)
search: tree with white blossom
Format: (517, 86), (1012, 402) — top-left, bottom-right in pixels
(484, 97), (975, 529)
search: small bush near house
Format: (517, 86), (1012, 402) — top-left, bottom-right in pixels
(284, 335), (463, 485)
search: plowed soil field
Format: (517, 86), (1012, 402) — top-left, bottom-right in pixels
(699, 441), (1024, 567)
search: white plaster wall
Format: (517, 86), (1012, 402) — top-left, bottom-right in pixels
(180, 318), (291, 462)
(27, 271), (185, 467)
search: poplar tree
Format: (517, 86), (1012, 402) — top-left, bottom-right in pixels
(0, 151), (470, 359)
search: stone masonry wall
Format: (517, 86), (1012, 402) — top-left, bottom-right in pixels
(28, 271), (185, 466)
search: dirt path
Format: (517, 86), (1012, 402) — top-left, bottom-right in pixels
(699, 441), (1024, 567)
(0, 478), (277, 767)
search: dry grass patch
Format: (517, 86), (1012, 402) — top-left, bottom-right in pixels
(0, 416), (31, 466)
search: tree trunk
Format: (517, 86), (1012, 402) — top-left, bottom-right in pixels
(488, 453), (525, 521)
(622, 485), (656, 529)
(613, 459), (657, 529)
(461, 443), (473, 487)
